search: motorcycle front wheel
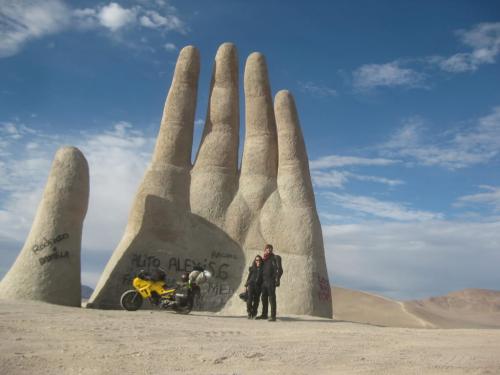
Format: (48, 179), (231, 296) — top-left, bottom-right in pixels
(120, 290), (143, 311)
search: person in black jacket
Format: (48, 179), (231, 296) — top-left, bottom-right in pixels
(256, 244), (283, 322)
(244, 255), (263, 319)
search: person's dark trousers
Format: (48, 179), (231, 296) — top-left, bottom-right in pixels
(246, 284), (261, 316)
(260, 282), (276, 318)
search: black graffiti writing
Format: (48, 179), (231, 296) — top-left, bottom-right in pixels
(206, 282), (233, 296)
(217, 263), (229, 280)
(211, 251), (237, 260)
(131, 253), (161, 269)
(38, 247), (69, 265)
(32, 233), (69, 254)
(167, 257), (229, 280)
(195, 282), (234, 310)
(168, 257), (194, 273)
(126, 253), (231, 285)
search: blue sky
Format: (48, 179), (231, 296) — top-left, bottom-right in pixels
(1, 0), (500, 300)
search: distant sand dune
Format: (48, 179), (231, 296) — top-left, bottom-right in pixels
(333, 286), (500, 329)
(406, 288), (500, 329)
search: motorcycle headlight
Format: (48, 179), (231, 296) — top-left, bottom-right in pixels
(203, 270), (212, 279)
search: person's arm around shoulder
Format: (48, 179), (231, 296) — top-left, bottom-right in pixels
(275, 255), (283, 286)
(244, 265), (253, 288)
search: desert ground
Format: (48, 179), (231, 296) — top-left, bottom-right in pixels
(1, 288), (500, 374)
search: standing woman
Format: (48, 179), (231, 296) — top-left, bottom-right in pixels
(244, 255), (263, 319)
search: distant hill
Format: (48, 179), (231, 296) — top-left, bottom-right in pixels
(405, 288), (500, 328)
(81, 285), (94, 300)
(333, 286), (500, 329)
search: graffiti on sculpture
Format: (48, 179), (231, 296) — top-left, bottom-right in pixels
(317, 275), (332, 302)
(38, 246), (70, 265)
(166, 257), (229, 280)
(32, 233), (71, 266)
(211, 250), (238, 260)
(32, 233), (69, 254)
(125, 252), (232, 281)
(130, 253), (161, 269)
(195, 281), (235, 309)
(120, 250), (238, 310)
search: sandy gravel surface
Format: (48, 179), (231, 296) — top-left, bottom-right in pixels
(1, 300), (500, 374)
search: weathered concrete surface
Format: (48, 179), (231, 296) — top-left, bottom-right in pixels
(89, 43), (332, 318)
(0, 147), (89, 306)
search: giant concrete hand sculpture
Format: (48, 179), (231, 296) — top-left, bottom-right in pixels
(89, 43), (332, 317)
(0, 147), (89, 306)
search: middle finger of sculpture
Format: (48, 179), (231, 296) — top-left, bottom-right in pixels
(89, 43), (332, 318)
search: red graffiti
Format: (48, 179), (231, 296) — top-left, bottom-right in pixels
(317, 275), (331, 301)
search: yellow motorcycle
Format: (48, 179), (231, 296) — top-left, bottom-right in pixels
(120, 266), (211, 313)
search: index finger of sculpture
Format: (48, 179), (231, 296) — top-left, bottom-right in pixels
(275, 90), (316, 208)
(151, 46), (200, 169)
(240, 53), (278, 181)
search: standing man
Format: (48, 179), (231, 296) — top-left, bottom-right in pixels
(256, 244), (283, 322)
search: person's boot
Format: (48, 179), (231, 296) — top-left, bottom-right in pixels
(268, 316), (276, 322)
(255, 315), (268, 320)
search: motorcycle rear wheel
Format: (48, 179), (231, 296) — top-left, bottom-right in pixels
(174, 296), (194, 314)
(174, 303), (192, 314)
(174, 290), (201, 314)
(120, 290), (143, 311)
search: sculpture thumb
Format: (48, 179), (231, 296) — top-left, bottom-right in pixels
(0, 146), (89, 307)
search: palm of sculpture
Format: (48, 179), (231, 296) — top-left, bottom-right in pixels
(89, 43), (332, 318)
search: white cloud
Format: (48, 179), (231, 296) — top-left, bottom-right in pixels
(0, 0), (70, 58)
(298, 81), (337, 97)
(78, 123), (154, 251)
(351, 22), (500, 89)
(311, 170), (348, 188)
(0, 121), (155, 253)
(72, 8), (99, 29)
(0, 123), (60, 242)
(312, 170), (403, 189)
(1, 1), (188, 57)
(82, 3), (186, 33)
(310, 155), (403, 189)
(323, 219), (500, 299)
(381, 116), (422, 149)
(98, 3), (136, 31)
(438, 22), (500, 73)
(455, 185), (500, 212)
(139, 10), (185, 32)
(347, 173), (403, 187)
(453, 105), (500, 154)
(0, 121), (44, 157)
(323, 192), (442, 221)
(164, 42), (177, 51)
(353, 61), (426, 91)
(438, 53), (476, 73)
(309, 155), (398, 169)
(381, 107), (500, 169)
